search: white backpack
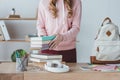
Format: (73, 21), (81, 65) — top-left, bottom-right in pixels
(93, 17), (120, 61)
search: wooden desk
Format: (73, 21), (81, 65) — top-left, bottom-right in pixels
(0, 63), (23, 80)
(0, 62), (120, 80)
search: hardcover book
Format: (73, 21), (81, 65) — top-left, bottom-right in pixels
(30, 54), (62, 59)
(0, 26), (5, 40)
(30, 35), (55, 41)
(29, 57), (62, 62)
(0, 21), (10, 40)
(31, 40), (50, 45)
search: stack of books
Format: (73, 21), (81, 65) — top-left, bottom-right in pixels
(29, 53), (62, 62)
(30, 35), (62, 64)
(0, 21), (10, 41)
(30, 36), (55, 50)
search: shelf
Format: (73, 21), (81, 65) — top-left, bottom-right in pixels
(0, 18), (37, 20)
(0, 40), (30, 42)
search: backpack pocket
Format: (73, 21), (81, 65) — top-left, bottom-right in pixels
(95, 41), (120, 61)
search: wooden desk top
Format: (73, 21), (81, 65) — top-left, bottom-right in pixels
(0, 62), (120, 80)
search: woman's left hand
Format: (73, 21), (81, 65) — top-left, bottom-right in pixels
(49, 34), (63, 50)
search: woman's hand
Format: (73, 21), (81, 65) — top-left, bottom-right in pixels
(49, 34), (63, 50)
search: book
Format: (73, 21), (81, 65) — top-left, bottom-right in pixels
(25, 34), (38, 41)
(29, 57), (62, 62)
(0, 26), (5, 40)
(31, 40), (50, 45)
(30, 54), (62, 59)
(92, 65), (118, 72)
(30, 36), (55, 50)
(31, 50), (40, 54)
(30, 35), (55, 41)
(0, 21), (10, 40)
(30, 47), (49, 51)
(30, 44), (49, 49)
(30, 47), (41, 50)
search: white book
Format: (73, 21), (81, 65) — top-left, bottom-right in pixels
(30, 36), (55, 41)
(32, 50), (40, 54)
(31, 40), (50, 44)
(30, 44), (49, 50)
(29, 57), (62, 62)
(0, 21), (10, 40)
(30, 54), (62, 59)
(31, 44), (42, 47)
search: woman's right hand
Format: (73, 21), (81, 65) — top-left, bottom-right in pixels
(49, 34), (63, 50)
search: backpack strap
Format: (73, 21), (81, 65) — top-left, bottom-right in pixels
(95, 17), (112, 40)
(101, 17), (112, 26)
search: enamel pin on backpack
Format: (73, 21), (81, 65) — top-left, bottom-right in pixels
(91, 17), (120, 64)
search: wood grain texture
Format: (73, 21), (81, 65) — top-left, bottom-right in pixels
(0, 74), (23, 80)
(24, 72), (120, 80)
(24, 63), (120, 80)
(0, 63), (120, 80)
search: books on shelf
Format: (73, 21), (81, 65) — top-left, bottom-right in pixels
(0, 26), (5, 40)
(0, 21), (10, 40)
(30, 54), (62, 59)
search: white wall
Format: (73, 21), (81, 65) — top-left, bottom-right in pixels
(0, 0), (40, 61)
(0, 0), (39, 18)
(0, 0), (120, 62)
(77, 0), (120, 63)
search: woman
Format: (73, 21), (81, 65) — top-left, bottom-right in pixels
(37, 0), (82, 62)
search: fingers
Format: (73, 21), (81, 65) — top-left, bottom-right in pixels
(49, 40), (58, 50)
(49, 34), (63, 50)
(49, 38), (58, 50)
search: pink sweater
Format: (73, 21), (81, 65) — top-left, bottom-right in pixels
(37, 0), (82, 51)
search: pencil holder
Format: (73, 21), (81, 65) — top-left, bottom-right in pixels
(16, 57), (28, 72)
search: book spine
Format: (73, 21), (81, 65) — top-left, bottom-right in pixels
(31, 40), (50, 44)
(29, 57), (62, 62)
(42, 36), (55, 41)
(30, 48), (41, 50)
(30, 44), (49, 48)
(30, 44), (42, 47)
(31, 50), (40, 54)
(30, 37), (42, 41)
(30, 36), (55, 41)
(30, 54), (62, 59)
